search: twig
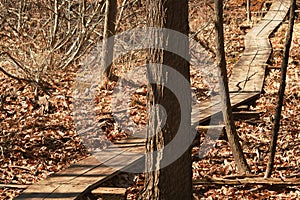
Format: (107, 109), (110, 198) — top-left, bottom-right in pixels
(116, 0), (128, 30)
(0, 65), (30, 83)
(0, 59), (51, 95)
(6, 165), (32, 172)
(0, 146), (3, 157)
(0, 184), (29, 189)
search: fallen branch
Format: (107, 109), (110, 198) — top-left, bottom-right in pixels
(0, 63), (51, 95)
(232, 111), (262, 120)
(0, 184), (29, 189)
(193, 177), (300, 186)
(0, 65), (31, 83)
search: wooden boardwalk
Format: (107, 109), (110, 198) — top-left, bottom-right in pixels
(228, 0), (289, 92)
(15, 1), (290, 199)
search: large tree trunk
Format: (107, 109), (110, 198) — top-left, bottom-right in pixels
(264, 0), (296, 178)
(214, 0), (250, 174)
(138, 0), (192, 199)
(102, 0), (117, 80)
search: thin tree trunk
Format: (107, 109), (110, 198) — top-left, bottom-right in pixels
(51, 0), (59, 47)
(102, 0), (117, 80)
(17, 0), (25, 31)
(247, 0), (251, 23)
(66, 0), (71, 34)
(214, 0), (250, 174)
(138, 0), (192, 199)
(264, 0), (295, 178)
(115, 0), (127, 31)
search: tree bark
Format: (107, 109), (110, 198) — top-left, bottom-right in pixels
(138, 0), (192, 199)
(102, 0), (117, 80)
(264, 0), (295, 178)
(214, 0), (250, 174)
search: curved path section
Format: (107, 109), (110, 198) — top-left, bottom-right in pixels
(229, 0), (290, 92)
(192, 0), (290, 124)
(15, 1), (290, 199)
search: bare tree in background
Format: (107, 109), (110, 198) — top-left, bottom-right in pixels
(265, 0), (296, 178)
(102, 0), (117, 80)
(214, 0), (250, 174)
(0, 0), (105, 94)
(138, 0), (193, 199)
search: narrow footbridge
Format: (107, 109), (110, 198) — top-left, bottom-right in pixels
(15, 0), (290, 199)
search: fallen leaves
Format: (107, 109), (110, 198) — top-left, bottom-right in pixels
(0, 0), (299, 200)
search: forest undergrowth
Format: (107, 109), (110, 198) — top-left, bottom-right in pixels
(0, 0), (299, 199)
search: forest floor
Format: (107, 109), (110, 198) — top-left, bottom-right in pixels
(0, 0), (299, 199)
(191, 1), (300, 199)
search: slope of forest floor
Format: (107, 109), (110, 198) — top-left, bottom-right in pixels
(126, 1), (300, 199)
(0, 0), (299, 199)
(191, 9), (300, 200)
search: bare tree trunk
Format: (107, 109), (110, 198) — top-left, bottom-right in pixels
(102, 0), (117, 80)
(246, 0), (251, 23)
(66, 0), (71, 34)
(138, 0), (192, 199)
(17, 0), (25, 31)
(116, 0), (127, 30)
(214, 0), (250, 174)
(51, 0), (59, 47)
(264, 0), (296, 178)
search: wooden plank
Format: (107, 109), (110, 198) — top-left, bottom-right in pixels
(92, 187), (127, 195)
(230, 93), (260, 108)
(229, 48), (269, 92)
(30, 153), (123, 186)
(114, 138), (145, 144)
(192, 92), (260, 125)
(241, 64), (266, 92)
(109, 143), (145, 148)
(127, 132), (146, 139)
(20, 150), (144, 199)
(232, 111), (262, 120)
(196, 125), (225, 130)
(64, 152), (144, 191)
(15, 147), (143, 200)
(14, 184), (60, 200)
(41, 156), (101, 184)
(91, 187), (127, 200)
(44, 184), (90, 200)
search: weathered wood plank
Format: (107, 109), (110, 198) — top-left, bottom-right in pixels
(44, 184), (90, 200)
(192, 92), (260, 125)
(114, 138), (145, 144)
(16, 149), (144, 200)
(196, 125), (225, 130)
(92, 187), (127, 195)
(232, 111), (262, 120)
(14, 184), (60, 200)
